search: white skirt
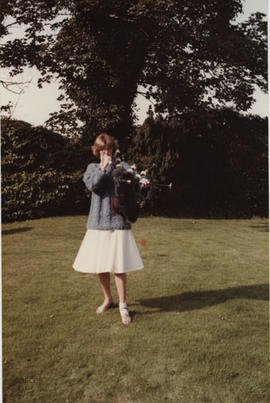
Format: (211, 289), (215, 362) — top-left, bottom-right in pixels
(73, 229), (144, 274)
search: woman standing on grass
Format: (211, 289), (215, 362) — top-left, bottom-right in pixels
(73, 133), (149, 325)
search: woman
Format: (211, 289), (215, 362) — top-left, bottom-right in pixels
(73, 133), (149, 325)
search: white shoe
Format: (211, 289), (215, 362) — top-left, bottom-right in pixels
(119, 302), (131, 325)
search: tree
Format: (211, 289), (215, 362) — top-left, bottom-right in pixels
(1, 1), (267, 144)
(1, 118), (73, 221)
(129, 109), (268, 217)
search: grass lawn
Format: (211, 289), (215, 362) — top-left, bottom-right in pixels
(2, 216), (269, 403)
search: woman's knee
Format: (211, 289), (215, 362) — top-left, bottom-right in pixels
(114, 273), (126, 280)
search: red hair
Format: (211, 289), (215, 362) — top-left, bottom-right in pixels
(91, 133), (119, 158)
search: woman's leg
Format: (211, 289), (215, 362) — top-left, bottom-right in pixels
(96, 273), (113, 314)
(114, 273), (131, 325)
(114, 273), (126, 303)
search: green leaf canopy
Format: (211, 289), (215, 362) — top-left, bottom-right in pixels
(1, 1), (267, 141)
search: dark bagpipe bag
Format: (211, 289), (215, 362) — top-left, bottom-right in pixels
(111, 166), (140, 223)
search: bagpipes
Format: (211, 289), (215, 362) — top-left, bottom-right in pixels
(110, 150), (172, 223)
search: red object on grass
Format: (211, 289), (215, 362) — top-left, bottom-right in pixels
(140, 239), (146, 247)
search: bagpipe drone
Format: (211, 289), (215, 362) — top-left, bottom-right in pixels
(111, 150), (172, 223)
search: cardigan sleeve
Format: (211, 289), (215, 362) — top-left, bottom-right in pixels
(83, 163), (110, 194)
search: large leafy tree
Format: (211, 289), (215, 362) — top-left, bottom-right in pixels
(1, 0), (267, 144)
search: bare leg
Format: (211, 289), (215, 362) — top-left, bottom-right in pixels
(114, 273), (126, 303)
(96, 273), (113, 314)
(114, 273), (131, 325)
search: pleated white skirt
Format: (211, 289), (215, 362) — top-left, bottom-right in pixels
(73, 229), (144, 274)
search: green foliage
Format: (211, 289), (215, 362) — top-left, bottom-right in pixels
(127, 108), (268, 217)
(1, 119), (72, 221)
(1, 110), (267, 222)
(2, 168), (70, 221)
(1, 1), (267, 139)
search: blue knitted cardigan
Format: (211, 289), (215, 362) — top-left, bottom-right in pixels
(83, 161), (132, 230)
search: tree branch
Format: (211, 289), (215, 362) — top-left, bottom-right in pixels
(4, 21), (19, 29)
(108, 14), (150, 37)
(137, 90), (156, 106)
(108, 14), (136, 23)
(0, 79), (32, 94)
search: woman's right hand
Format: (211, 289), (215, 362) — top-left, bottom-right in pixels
(100, 150), (112, 171)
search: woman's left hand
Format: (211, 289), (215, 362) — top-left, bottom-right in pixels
(140, 178), (150, 188)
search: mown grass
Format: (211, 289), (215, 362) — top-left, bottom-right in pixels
(2, 216), (269, 402)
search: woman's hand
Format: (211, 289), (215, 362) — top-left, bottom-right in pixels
(100, 150), (112, 171)
(140, 178), (150, 188)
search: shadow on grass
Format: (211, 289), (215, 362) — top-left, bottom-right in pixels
(137, 284), (269, 313)
(250, 223), (269, 232)
(2, 227), (33, 235)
